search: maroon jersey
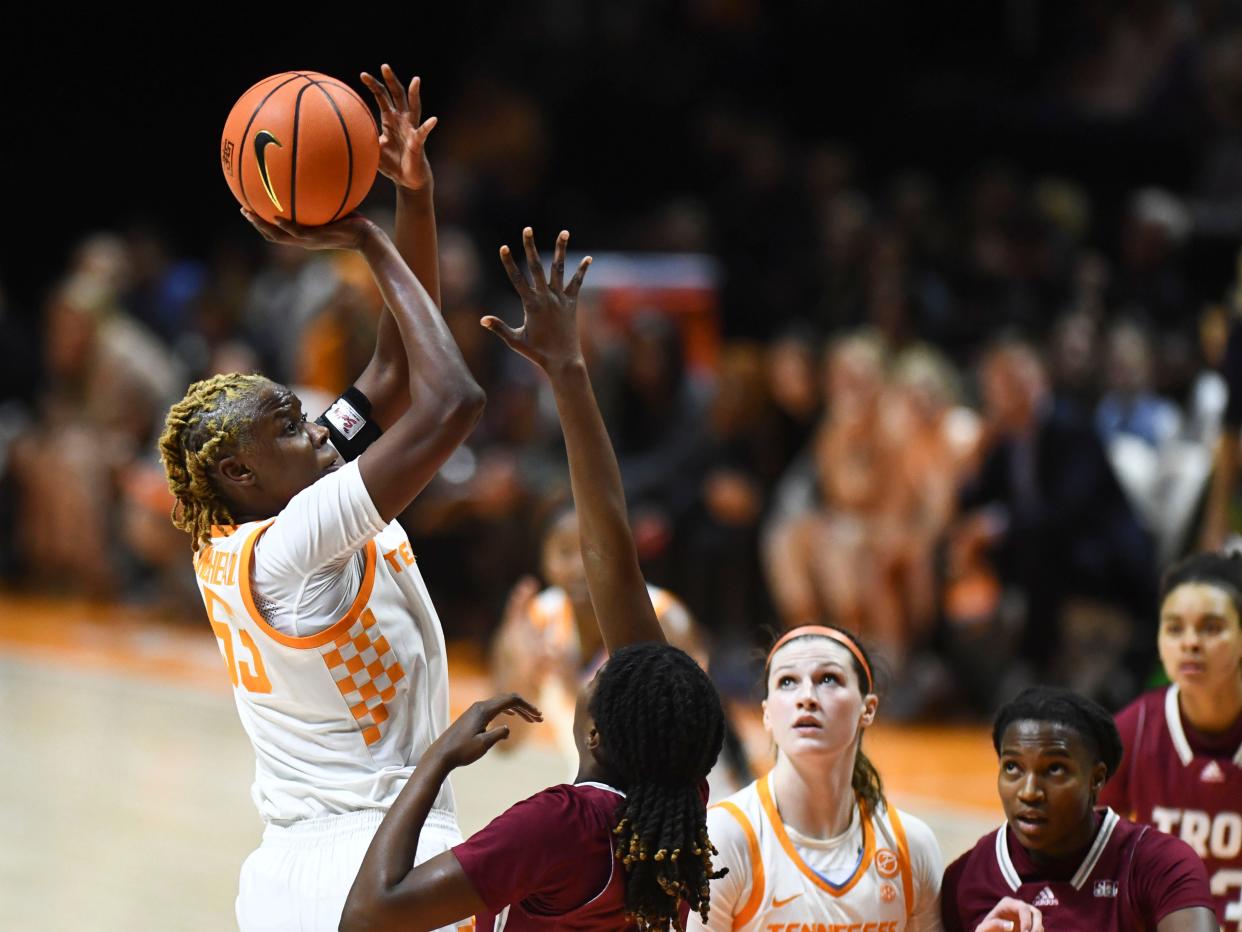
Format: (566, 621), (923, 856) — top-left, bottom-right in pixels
(941, 808), (1214, 931)
(454, 782), (635, 931)
(453, 780), (707, 930)
(1099, 685), (1242, 930)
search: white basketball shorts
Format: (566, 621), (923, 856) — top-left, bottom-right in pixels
(236, 807), (469, 932)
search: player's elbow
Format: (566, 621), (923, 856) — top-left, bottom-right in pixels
(439, 381), (486, 440)
(337, 899), (369, 932)
(455, 381), (487, 421)
(338, 895), (390, 932)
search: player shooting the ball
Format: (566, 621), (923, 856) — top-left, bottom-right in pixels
(159, 65), (481, 932)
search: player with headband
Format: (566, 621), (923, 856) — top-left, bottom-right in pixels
(690, 624), (1040, 931)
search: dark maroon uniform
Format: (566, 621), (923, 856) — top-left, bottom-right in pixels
(1099, 685), (1242, 930)
(453, 782), (635, 931)
(941, 808), (1214, 931)
(453, 780), (706, 930)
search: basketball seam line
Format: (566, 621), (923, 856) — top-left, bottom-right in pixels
(290, 79), (315, 224)
(304, 76), (357, 224)
(235, 74), (306, 215)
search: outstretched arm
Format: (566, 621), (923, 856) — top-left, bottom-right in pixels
(340, 694), (541, 932)
(483, 228), (665, 651)
(350, 64), (442, 430)
(244, 212), (483, 522)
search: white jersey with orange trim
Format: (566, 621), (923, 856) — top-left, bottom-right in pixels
(691, 772), (944, 932)
(192, 459), (454, 825)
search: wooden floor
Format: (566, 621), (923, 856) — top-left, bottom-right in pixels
(0, 594), (1002, 931)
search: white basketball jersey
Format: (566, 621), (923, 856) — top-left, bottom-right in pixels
(710, 773), (919, 932)
(194, 517), (454, 824)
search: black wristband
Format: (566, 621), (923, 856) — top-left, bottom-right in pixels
(316, 386), (384, 462)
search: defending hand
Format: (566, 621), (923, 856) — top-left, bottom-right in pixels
(425, 693), (542, 771)
(483, 228), (592, 375)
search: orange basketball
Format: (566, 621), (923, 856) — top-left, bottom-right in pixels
(220, 72), (380, 226)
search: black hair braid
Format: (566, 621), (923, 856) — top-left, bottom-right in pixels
(590, 643), (728, 930)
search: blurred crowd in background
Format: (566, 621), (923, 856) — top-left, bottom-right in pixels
(4, 0), (1242, 720)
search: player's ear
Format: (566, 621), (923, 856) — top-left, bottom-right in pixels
(586, 724), (611, 770)
(1090, 761), (1108, 798)
(216, 455), (256, 487)
(860, 693), (879, 728)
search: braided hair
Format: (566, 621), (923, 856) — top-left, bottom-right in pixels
(590, 643), (727, 930)
(157, 373), (272, 551)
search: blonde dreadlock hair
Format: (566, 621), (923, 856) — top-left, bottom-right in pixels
(158, 373), (273, 551)
(591, 643), (727, 930)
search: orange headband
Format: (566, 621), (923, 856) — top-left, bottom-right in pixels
(766, 625), (874, 693)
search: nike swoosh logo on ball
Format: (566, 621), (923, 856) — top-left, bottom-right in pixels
(253, 130), (283, 211)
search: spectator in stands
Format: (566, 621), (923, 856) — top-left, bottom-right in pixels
(950, 339), (1157, 705)
(1097, 319), (1182, 449)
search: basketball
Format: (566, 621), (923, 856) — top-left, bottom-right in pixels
(220, 72), (380, 226)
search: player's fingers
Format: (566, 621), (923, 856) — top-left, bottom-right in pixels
(550, 230), (568, 292)
(495, 694), (543, 722)
(418, 115), (438, 141)
(480, 316), (522, 349)
(490, 691), (541, 717)
(269, 215), (303, 235)
(565, 256), (593, 299)
(381, 64), (406, 112)
(498, 245), (531, 296)
(240, 208), (287, 242)
(523, 227), (548, 290)
(407, 75), (422, 123)
(480, 725), (511, 751)
(360, 72), (393, 113)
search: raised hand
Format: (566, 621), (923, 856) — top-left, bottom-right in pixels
(360, 64), (436, 194)
(425, 693), (542, 771)
(483, 228), (592, 374)
(241, 208), (376, 252)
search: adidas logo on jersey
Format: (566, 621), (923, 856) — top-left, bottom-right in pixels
(1094, 880), (1118, 898)
(1200, 760), (1226, 783)
(1032, 886), (1059, 907)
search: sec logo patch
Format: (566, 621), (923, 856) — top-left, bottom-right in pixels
(880, 882), (897, 902)
(875, 847), (900, 879)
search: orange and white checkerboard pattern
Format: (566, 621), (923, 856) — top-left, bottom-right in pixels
(319, 608), (405, 746)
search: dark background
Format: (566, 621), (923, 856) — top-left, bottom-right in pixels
(2, 2), (1223, 317)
